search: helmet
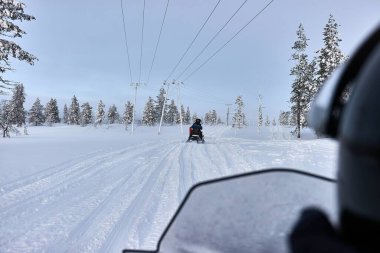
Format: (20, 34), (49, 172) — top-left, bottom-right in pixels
(195, 118), (201, 123)
(310, 25), (380, 250)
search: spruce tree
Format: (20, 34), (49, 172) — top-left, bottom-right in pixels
(107, 105), (119, 124)
(45, 98), (60, 126)
(272, 118), (277, 126)
(28, 97), (44, 126)
(95, 100), (105, 126)
(257, 95), (263, 132)
(63, 104), (69, 124)
(165, 100), (178, 125)
(142, 97), (155, 126)
(192, 113), (198, 123)
(290, 24), (311, 138)
(123, 101), (133, 125)
(68, 95), (80, 125)
(265, 115), (270, 127)
(233, 96), (245, 128)
(9, 84), (26, 127)
(0, 0), (37, 94)
(185, 107), (191, 124)
(81, 102), (93, 126)
(315, 15), (345, 93)
(154, 87), (166, 124)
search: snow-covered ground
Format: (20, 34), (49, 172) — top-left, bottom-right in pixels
(0, 125), (338, 253)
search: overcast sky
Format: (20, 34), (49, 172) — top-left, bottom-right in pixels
(5, 0), (380, 123)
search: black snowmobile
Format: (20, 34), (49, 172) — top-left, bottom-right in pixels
(123, 25), (380, 253)
(186, 127), (205, 144)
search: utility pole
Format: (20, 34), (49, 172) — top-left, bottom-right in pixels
(131, 82), (144, 133)
(225, 103), (232, 126)
(174, 80), (184, 134)
(158, 81), (170, 135)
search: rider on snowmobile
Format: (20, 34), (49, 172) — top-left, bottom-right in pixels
(188, 118), (203, 141)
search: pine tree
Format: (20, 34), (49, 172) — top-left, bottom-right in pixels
(81, 102), (93, 126)
(185, 107), (191, 124)
(0, 101), (13, 137)
(165, 100), (178, 125)
(142, 97), (155, 126)
(68, 95), (80, 125)
(95, 100), (105, 126)
(315, 15), (345, 93)
(44, 98), (60, 126)
(123, 101), (133, 125)
(233, 96), (245, 128)
(63, 104), (69, 124)
(28, 97), (44, 126)
(257, 95), (263, 131)
(265, 115), (270, 126)
(192, 113), (198, 123)
(272, 118), (277, 126)
(107, 105), (119, 124)
(290, 24), (311, 138)
(8, 84), (26, 127)
(279, 111), (290, 126)
(154, 87), (166, 124)
(0, 0), (38, 94)
(179, 105), (186, 125)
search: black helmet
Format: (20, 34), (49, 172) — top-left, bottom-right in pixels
(310, 25), (380, 250)
(195, 118), (201, 123)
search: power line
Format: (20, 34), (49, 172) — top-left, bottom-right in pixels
(165, 0), (222, 81)
(183, 0), (275, 82)
(120, 0), (133, 83)
(175, 0), (249, 80)
(146, 0), (170, 85)
(138, 0), (146, 84)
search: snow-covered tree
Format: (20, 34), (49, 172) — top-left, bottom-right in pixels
(192, 113), (198, 123)
(142, 97), (155, 126)
(123, 101), (133, 125)
(154, 87), (166, 124)
(81, 102), (93, 126)
(257, 95), (263, 131)
(265, 115), (270, 127)
(0, 101), (12, 137)
(184, 107), (191, 124)
(178, 105), (185, 124)
(272, 118), (277, 126)
(68, 95), (80, 125)
(107, 104), (119, 124)
(63, 104), (69, 124)
(233, 96), (245, 128)
(290, 24), (312, 138)
(8, 84), (26, 126)
(44, 98), (60, 126)
(0, 0), (38, 94)
(95, 100), (105, 126)
(28, 97), (44, 126)
(205, 110), (218, 125)
(315, 15), (345, 93)
(279, 111), (290, 126)
(165, 99), (178, 125)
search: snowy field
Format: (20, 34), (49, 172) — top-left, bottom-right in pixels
(0, 125), (338, 253)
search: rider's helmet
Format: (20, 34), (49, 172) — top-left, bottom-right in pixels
(195, 118), (201, 124)
(310, 24), (380, 251)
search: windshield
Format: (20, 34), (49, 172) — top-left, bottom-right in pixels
(0, 0), (379, 252)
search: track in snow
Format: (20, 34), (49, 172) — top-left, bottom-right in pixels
(0, 126), (336, 252)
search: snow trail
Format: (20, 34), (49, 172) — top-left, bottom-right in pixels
(0, 125), (337, 252)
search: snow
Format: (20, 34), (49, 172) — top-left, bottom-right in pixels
(0, 125), (338, 252)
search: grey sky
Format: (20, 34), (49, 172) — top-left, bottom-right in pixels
(5, 0), (380, 123)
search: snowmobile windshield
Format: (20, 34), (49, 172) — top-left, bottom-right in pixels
(124, 169), (337, 253)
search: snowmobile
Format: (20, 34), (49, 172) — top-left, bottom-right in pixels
(186, 127), (205, 144)
(123, 25), (380, 253)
